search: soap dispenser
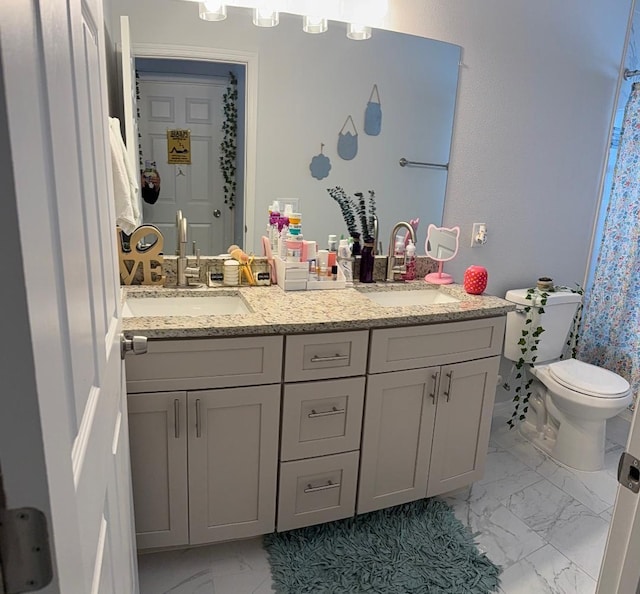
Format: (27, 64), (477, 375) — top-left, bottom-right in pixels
(404, 240), (416, 280)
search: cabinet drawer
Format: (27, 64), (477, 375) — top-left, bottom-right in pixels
(125, 336), (283, 393)
(277, 451), (359, 532)
(281, 377), (365, 461)
(284, 331), (368, 382)
(369, 317), (505, 373)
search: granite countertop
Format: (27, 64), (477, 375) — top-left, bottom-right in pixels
(122, 282), (515, 339)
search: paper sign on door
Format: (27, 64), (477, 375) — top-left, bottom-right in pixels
(167, 129), (191, 164)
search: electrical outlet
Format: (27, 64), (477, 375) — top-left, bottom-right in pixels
(471, 223), (487, 247)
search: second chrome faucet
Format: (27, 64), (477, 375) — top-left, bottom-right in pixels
(386, 221), (416, 282)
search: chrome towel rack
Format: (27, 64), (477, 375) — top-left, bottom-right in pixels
(399, 157), (448, 170)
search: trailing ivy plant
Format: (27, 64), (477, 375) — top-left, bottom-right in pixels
(219, 71), (238, 209)
(504, 284), (583, 429)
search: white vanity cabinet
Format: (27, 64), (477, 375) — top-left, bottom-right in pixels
(124, 314), (506, 549)
(358, 318), (504, 514)
(125, 336), (283, 550)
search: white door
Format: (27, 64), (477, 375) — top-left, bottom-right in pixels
(0, 0), (137, 592)
(597, 408), (640, 593)
(138, 74), (230, 255)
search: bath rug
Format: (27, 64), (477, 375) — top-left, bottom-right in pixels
(264, 498), (501, 593)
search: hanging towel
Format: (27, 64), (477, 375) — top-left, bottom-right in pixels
(108, 117), (141, 233)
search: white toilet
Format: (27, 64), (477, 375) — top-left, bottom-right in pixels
(504, 288), (632, 471)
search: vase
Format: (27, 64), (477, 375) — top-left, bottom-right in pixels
(351, 237), (361, 256)
(463, 265), (488, 294)
(359, 243), (375, 283)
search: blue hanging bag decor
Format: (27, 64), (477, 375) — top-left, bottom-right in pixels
(364, 84), (382, 136)
(337, 115), (358, 160)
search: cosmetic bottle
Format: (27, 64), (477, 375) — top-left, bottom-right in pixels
(403, 240), (416, 281)
(317, 249), (329, 279)
(394, 237), (405, 265)
(337, 238), (353, 286)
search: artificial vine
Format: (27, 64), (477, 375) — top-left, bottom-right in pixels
(504, 284), (584, 429)
(135, 70), (143, 170)
(219, 71), (238, 209)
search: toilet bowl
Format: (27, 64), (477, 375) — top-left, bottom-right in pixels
(522, 359), (631, 471)
(503, 287), (632, 472)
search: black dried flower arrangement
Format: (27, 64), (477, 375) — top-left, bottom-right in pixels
(327, 187), (377, 248)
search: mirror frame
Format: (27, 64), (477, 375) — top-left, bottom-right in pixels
(424, 224), (460, 262)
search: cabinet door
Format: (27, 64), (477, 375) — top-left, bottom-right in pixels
(188, 385), (280, 544)
(357, 368), (439, 514)
(128, 392), (189, 549)
(426, 356), (500, 497)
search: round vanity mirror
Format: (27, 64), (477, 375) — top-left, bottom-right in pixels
(424, 224), (459, 284)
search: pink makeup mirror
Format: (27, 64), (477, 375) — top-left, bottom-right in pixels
(424, 224), (460, 284)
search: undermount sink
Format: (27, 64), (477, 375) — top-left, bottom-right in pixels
(362, 289), (460, 308)
(123, 295), (250, 317)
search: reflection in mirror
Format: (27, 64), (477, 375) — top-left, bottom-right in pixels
(126, 5), (461, 254)
(424, 224), (460, 284)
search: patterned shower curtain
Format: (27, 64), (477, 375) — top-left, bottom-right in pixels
(578, 83), (640, 412)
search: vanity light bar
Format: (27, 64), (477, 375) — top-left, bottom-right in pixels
(303, 15), (328, 34)
(346, 23), (371, 40)
(182, 0), (385, 38)
(199, 1), (228, 21)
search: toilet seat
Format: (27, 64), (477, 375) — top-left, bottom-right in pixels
(547, 359), (630, 399)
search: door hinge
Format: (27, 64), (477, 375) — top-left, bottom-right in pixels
(0, 508), (53, 593)
(617, 452), (640, 494)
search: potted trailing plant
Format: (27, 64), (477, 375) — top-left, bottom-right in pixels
(504, 284), (583, 428)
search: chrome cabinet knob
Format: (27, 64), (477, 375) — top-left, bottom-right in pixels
(120, 334), (148, 359)
(213, 209), (221, 218)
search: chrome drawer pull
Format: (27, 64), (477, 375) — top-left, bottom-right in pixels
(196, 399), (202, 438)
(308, 407), (346, 419)
(444, 371), (453, 402)
(310, 354), (349, 363)
(174, 399), (180, 439)
(304, 480), (341, 494)
(429, 373), (439, 404)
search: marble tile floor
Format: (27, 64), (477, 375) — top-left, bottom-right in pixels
(137, 412), (630, 594)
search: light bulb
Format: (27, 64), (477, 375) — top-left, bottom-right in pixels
(199, 1), (227, 20)
(347, 23), (371, 40)
(253, 7), (279, 27)
(303, 15), (328, 34)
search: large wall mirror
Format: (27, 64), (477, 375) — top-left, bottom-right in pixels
(115, 2), (461, 255)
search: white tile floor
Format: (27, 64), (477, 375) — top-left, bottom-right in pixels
(137, 411), (630, 594)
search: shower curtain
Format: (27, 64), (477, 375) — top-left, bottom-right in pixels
(578, 83), (640, 412)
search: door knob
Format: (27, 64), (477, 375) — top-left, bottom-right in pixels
(213, 209), (221, 218)
(120, 334), (148, 359)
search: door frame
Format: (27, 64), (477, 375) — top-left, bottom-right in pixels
(597, 407), (640, 592)
(133, 44), (258, 253)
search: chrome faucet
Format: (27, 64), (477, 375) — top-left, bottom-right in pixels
(176, 212), (201, 287)
(386, 221), (416, 282)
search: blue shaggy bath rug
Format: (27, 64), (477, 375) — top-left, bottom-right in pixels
(264, 498), (501, 593)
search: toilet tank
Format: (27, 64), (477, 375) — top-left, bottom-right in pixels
(504, 288), (582, 364)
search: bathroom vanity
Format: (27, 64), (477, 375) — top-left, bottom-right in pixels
(122, 284), (512, 551)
